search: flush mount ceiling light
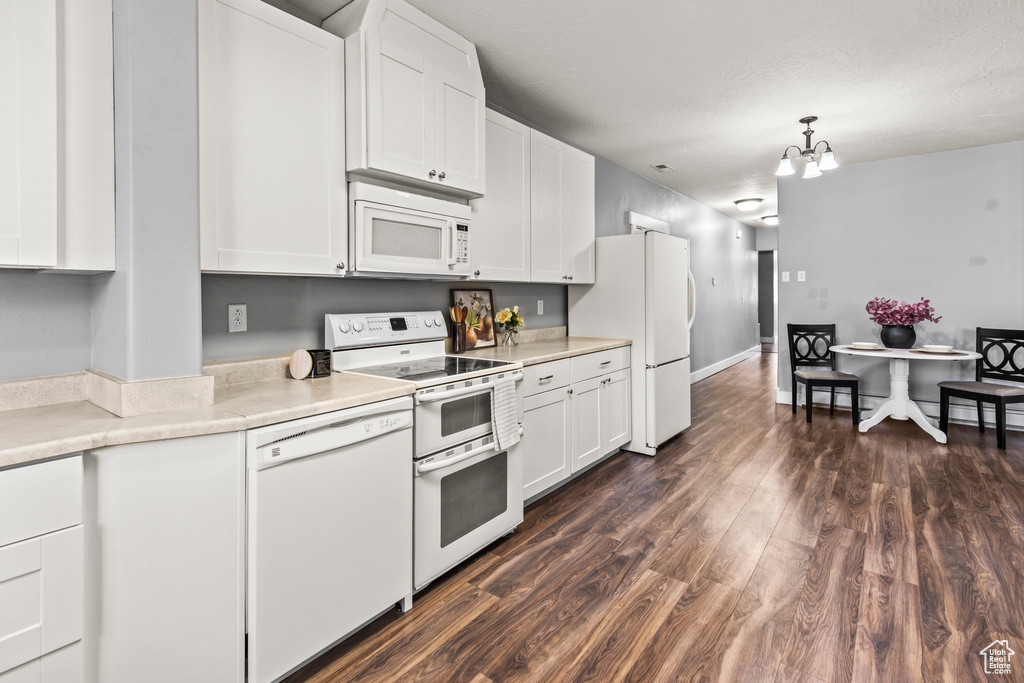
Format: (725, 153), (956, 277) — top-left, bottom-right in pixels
(775, 116), (839, 179)
(761, 215), (779, 226)
(733, 198), (763, 212)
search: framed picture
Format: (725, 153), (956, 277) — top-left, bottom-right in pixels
(449, 288), (497, 349)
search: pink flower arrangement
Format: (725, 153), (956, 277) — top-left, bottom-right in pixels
(865, 297), (941, 326)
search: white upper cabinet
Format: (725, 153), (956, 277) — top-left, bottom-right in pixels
(324, 0), (485, 199)
(199, 0), (347, 276)
(530, 130), (596, 284)
(529, 131), (566, 283)
(0, 0), (114, 271)
(565, 147), (596, 284)
(469, 110), (531, 282)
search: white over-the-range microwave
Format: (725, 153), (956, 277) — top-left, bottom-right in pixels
(347, 181), (471, 280)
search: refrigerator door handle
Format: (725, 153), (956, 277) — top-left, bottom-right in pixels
(687, 269), (696, 331)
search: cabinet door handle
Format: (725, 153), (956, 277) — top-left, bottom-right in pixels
(438, 171), (446, 180)
(538, 375), (554, 382)
(429, 170), (437, 178)
(336, 262), (345, 270)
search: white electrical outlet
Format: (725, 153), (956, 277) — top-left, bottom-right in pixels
(229, 304), (247, 333)
(781, 271), (790, 282)
(797, 270), (806, 282)
(537, 300), (544, 315)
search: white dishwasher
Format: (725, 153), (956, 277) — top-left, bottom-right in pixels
(245, 396), (413, 683)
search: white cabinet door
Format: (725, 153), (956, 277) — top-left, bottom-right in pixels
(0, 0), (58, 267)
(470, 110), (530, 282)
(0, 526), (83, 678)
(571, 376), (604, 472)
(434, 65), (485, 196)
(530, 131), (566, 283)
(199, 0), (346, 275)
(85, 433), (245, 683)
(602, 368), (631, 452)
(564, 146), (596, 284)
(522, 387), (571, 499)
(528, 130), (595, 284)
(372, 37), (433, 184)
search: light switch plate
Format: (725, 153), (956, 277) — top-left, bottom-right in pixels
(537, 300), (544, 315)
(781, 271), (790, 282)
(797, 270), (806, 282)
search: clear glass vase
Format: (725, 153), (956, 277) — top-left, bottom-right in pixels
(502, 328), (518, 347)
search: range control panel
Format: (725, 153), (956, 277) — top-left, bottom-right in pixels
(325, 311), (447, 349)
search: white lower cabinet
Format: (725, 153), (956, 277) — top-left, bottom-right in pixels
(522, 348), (631, 501)
(522, 385), (571, 499)
(84, 433), (245, 683)
(0, 457), (83, 682)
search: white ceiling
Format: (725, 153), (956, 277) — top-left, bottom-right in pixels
(277, 0), (1024, 228)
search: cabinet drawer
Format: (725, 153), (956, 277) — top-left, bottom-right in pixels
(523, 359), (571, 397)
(570, 347), (630, 383)
(0, 457), (81, 548)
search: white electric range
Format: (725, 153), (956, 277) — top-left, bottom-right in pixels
(326, 311), (525, 590)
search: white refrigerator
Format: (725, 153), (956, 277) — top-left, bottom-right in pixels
(568, 229), (694, 455)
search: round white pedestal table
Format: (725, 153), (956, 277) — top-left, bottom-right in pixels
(830, 345), (981, 443)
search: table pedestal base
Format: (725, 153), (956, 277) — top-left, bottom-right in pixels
(858, 358), (947, 443)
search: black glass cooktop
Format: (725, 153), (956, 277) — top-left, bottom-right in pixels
(353, 356), (516, 384)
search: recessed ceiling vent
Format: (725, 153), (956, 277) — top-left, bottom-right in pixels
(651, 163), (676, 173)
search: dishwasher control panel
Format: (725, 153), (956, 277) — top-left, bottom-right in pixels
(245, 397), (414, 471)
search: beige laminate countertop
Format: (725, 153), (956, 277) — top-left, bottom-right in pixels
(461, 335), (631, 366)
(0, 371), (415, 470)
(0, 335), (631, 470)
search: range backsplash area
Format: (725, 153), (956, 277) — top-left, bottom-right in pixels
(201, 274), (566, 362)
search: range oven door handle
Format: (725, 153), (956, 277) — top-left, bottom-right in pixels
(414, 425), (524, 476)
(416, 443), (495, 476)
(414, 371), (523, 404)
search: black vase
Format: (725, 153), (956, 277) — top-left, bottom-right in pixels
(880, 324), (916, 349)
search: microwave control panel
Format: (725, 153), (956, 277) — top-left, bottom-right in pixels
(455, 224), (469, 264)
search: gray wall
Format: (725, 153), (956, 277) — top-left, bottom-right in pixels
(0, 272), (93, 380)
(594, 158), (759, 375)
(778, 140), (1024, 402)
(757, 251), (776, 340)
(202, 276), (565, 360)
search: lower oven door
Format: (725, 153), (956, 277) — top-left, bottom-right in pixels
(413, 433), (523, 590)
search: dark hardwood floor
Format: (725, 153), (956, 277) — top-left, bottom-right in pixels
(288, 352), (1024, 683)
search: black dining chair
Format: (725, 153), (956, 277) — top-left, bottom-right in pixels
(787, 323), (860, 425)
(938, 327), (1024, 449)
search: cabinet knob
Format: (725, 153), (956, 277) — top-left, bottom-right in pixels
(567, 388), (573, 395)
(474, 270), (481, 277)
(568, 275), (574, 280)
(438, 172), (446, 180)
(336, 262), (345, 270)
(429, 170), (437, 178)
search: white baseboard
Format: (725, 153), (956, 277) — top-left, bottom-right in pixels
(775, 388), (1024, 431)
(692, 346), (761, 384)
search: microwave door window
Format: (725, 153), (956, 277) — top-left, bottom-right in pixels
(370, 217), (442, 260)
